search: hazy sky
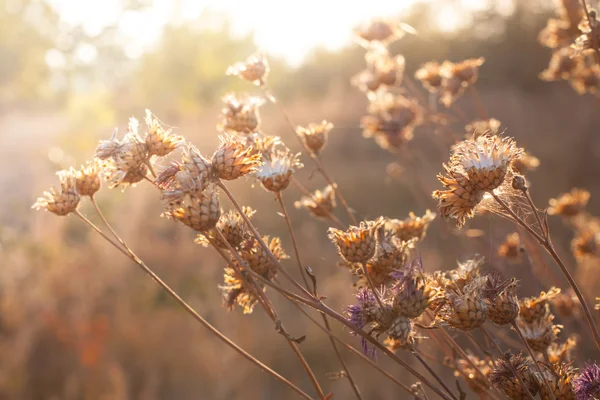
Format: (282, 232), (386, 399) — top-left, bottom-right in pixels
(48, 0), (495, 65)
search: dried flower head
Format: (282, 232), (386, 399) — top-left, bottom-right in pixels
(519, 287), (561, 323)
(437, 277), (488, 330)
(573, 11), (600, 54)
(212, 135), (262, 180)
(539, 18), (577, 48)
(102, 160), (148, 190)
(454, 354), (493, 394)
(517, 315), (562, 352)
(450, 133), (523, 192)
(294, 184), (336, 219)
(484, 274), (519, 325)
(574, 363), (600, 400)
(540, 48), (584, 82)
(539, 362), (576, 400)
(393, 259), (441, 318)
(328, 218), (384, 263)
(220, 266), (260, 314)
(226, 53), (269, 86)
(498, 232), (524, 263)
(241, 236), (288, 279)
(384, 210), (436, 242)
(490, 353), (540, 399)
(144, 110), (184, 157)
(195, 207), (256, 249)
(256, 149), (302, 192)
(548, 336), (578, 364)
(569, 64), (600, 94)
(218, 93), (264, 134)
(162, 185), (221, 232)
(33, 169), (80, 216)
(296, 120), (333, 154)
(74, 161), (102, 197)
(551, 289), (580, 318)
(415, 61), (442, 92)
(571, 229), (600, 259)
(158, 144), (213, 200)
(512, 151), (541, 174)
(548, 188), (590, 217)
(465, 118), (502, 139)
(353, 50), (405, 93)
(433, 164), (484, 228)
(438, 58), (485, 106)
(355, 18), (404, 46)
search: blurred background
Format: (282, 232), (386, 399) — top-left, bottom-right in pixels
(2, 0), (600, 398)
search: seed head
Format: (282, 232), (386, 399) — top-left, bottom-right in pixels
(162, 185), (221, 232)
(196, 207), (256, 249)
(226, 53), (269, 86)
(212, 135), (262, 180)
(393, 259), (441, 318)
(328, 218), (384, 263)
(356, 229), (411, 287)
(158, 144), (212, 198)
(539, 363), (576, 400)
(294, 184), (336, 219)
(573, 11), (600, 54)
(548, 336), (578, 364)
(353, 50), (405, 93)
(101, 159), (148, 190)
(354, 18), (404, 46)
(384, 210), (436, 242)
(569, 64), (600, 94)
(490, 353), (540, 399)
(573, 363), (600, 400)
(256, 149), (302, 192)
(498, 232), (524, 263)
(346, 288), (380, 330)
(74, 161), (102, 197)
(296, 120), (333, 154)
(519, 287), (561, 323)
(415, 61), (442, 92)
(144, 110), (184, 157)
(540, 48), (583, 81)
(517, 315), (562, 352)
(433, 164), (484, 228)
(221, 266), (260, 314)
(241, 236), (288, 279)
(484, 274), (519, 325)
(387, 315), (413, 344)
(548, 188), (590, 217)
(32, 169), (80, 216)
(512, 151), (541, 174)
(539, 18), (575, 49)
(571, 230), (599, 259)
(218, 93), (264, 134)
(437, 277), (488, 330)
(551, 289), (580, 318)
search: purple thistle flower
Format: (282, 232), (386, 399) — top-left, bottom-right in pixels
(346, 289), (378, 358)
(574, 363), (600, 400)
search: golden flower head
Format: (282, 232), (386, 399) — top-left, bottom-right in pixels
(101, 159), (148, 190)
(256, 149), (302, 192)
(74, 161), (102, 197)
(393, 259), (441, 318)
(32, 169), (80, 216)
(195, 206), (256, 249)
(484, 274), (519, 325)
(294, 184), (336, 219)
(548, 335), (578, 364)
(490, 353), (540, 399)
(384, 210), (436, 242)
(328, 218), (384, 264)
(226, 52), (269, 86)
(465, 118), (502, 139)
(212, 135), (262, 180)
(548, 188), (590, 217)
(162, 184), (221, 232)
(519, 287), (561, 323)
(354, 18), (404, 47)
(415, 61), (442, 92)
(450, 133), (523, 192)
(218, 93), (264, 134)
(497, 232), (523, 263)
(296, 120), (333, 154)
(240, 236), (288, 279)
(437, 277), (488, 331)
(158, 144), (213, 199)
(517, 315), (562, 352)
(538, 362), (576, 400)
(144, 109), (184, 157)
(220, 266), (260, 314)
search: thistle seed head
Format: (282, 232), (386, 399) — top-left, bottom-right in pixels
(484, 274), (520, 325)
(517, 315), (562, 352)
(519, 287), (561, 323)
(465, 118), (502, 139)
(296, 120), (333, 154)
(218, 93), (264, 134)
(415, 61), (442, 92)
(212, 135), (262, 180)
(144, 109), (184, 157)
(490, 353), (540, 399)
(548, 188), (590, 217)
(240, 236), (288, 279)
(256, 149), (302, 192)
(573, 363), (600, 400)
(226, 53), (269, 86)
(74, 161), (102, 197)
(32, 169), (80, 216)
(328, 218), (384, 263)
(294, 184), (336, 219)
(384, 210), (436, 242)
(162, 185), (221, 232)
(195, 207), (256, 249)
(538, 363), (576, 400)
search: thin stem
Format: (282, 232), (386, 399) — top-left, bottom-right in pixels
(491, 191), (600, 350)
(523, 190), (545, 237)
(361, 262), (385, 310)
(90, 196), (130, 253)
(275, 191), (310, 289)
(274, 191), (363, 400)
(211, 230), (326, 400)
(510, 322), (557, 400)
(581, 0), (600, 63)
(73, 210), (313, 400)
(479, 327), (536, 400)
(411, 348), (460, 400)
(216, 180), (316, 300)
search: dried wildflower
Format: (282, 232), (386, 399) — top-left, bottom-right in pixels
(551, 289), (580, 318)
(447, 256), (485, 290)
(542, 368), (576, 400)
(517, 315), (562, 352)
(328, 218), (384, 263)
(571, 230), (600, 259)
(573, 11), (600, 54)
(393, 259), (441, 318)
(144, 110), (184, 157)
(226, 53), (269, 86)
(387, 315), (413, 344)
(484, 274), (519, 325)
(569, 64), (600, 94)
(221, 266), (261, 314)
(438, 58), (485, 106)
(490, 353), (540, 399)
(212, 135), (261, 180)
(256, 149), (302, 192)
(33, 169), (80, 216)
(548, 336), (578, 364)
(244, 134), (282, 159)
(353, 50), (405, 93)
(519, 287), (561, 323)
(465, 118), (502, 139)
(498, 232), (523, 263)
(347, 289), (380, 330)
(355, 18), (404, 47)
(241, 236), (288, 279)
(573, 363), (600, 400)
(450, 133), (523, 192)
(162, 185), (221, 232)
(294, 184), (336, 219)
(415, 61), (442, 92)
(296, 120), (333, 154)
(102, 160), (148, 190)
(540, 48), (584, 82)
(539, 18), (577, 48)
(437, 277), (488, 330)
(159, 144), (212, 199)
(455, 354), (493, 394)
(432, 164), (484, 228)
(548, 188), (590, 217)
(384, 210), (435, 242)
(218, 93), (264, 134)
(195, 207), (256, 249)
(74, 161), (102, 197)
(512, 151), (541, 174)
